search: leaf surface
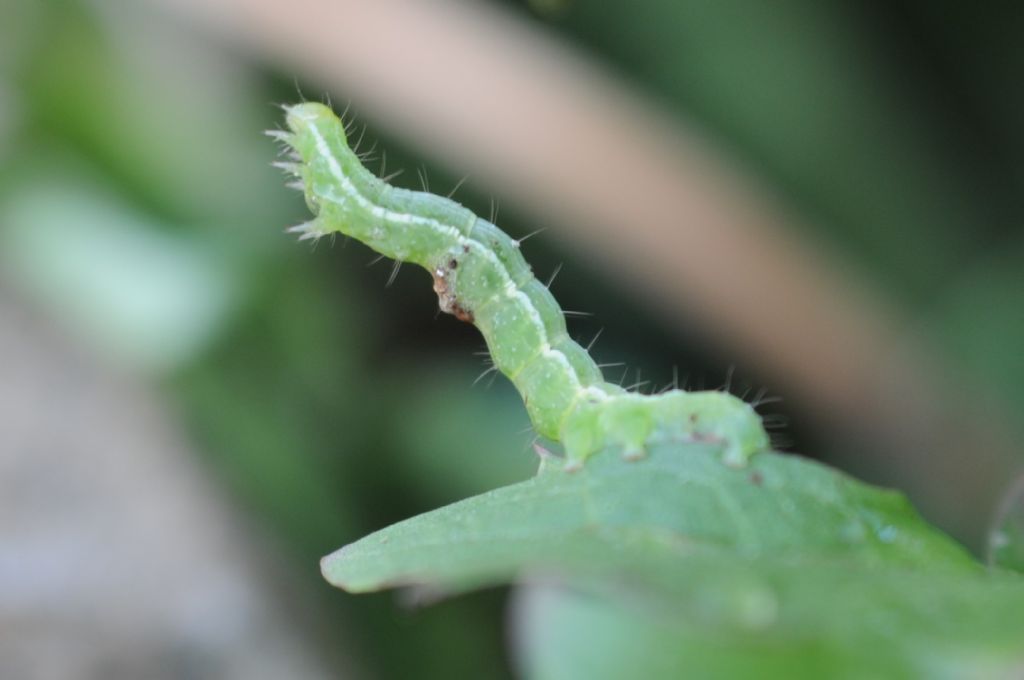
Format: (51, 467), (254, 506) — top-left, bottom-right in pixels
(323, 445), (1024, 674)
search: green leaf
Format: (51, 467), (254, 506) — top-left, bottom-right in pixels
(323, 444), (1024, 675)
(323, 443), (975, 590)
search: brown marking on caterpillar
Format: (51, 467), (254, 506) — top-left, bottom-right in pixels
(690, 431), (721, 444)
(451, 304), (474, 323)
(750, 470), (764, 486)
(432, 268), (474, 323)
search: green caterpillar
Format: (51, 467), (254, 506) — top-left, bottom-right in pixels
(273, 102), (769, 469)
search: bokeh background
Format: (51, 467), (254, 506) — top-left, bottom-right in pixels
(2, 0), (1022, 677)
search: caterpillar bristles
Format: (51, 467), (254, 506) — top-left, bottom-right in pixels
(286, 222), (324, 242)
(353, 124), (368, 153)
(359, 140), (378, 160)
(752, 395), (783, 409)
(544, 263), (563, 288)
(473, 365), (500, 387)
(385, 260), (403, 288)
(721, 366), (737, 394)
(264, 129), (294, 144)
(761, 414), (790, 429)
(512, 227), (544, 248)
(447, 175), (470, 199)
(272, 161), (302, 175)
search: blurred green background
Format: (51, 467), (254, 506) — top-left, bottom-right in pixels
(1, 0), (1022, 677)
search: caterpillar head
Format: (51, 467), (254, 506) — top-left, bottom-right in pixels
(284, 102), (346, 160)
(274, 102), (355, 240)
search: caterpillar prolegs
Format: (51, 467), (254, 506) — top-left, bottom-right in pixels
(274, 102), (769, 469)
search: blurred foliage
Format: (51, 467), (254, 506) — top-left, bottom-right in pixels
(1, 0), (1022, 678)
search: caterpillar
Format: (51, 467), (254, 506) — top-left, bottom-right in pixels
(272, 102), (769, 469)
